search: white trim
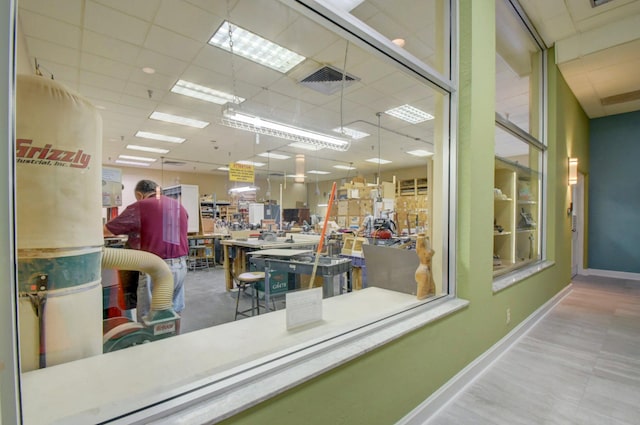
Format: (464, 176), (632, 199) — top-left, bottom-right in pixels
(396, 284), (572, 425)
(584, 269), (640, 281)
(492, 260), (555, 293)
(118, 297), (469, 424)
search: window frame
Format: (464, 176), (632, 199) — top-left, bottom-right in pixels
(2, 0), (461, 422)
(493, 0), (550, 291)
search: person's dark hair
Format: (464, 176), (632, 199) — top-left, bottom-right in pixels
(134, 179), (158, 195)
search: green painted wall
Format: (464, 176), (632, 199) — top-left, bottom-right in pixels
(220, 2), (590, 424)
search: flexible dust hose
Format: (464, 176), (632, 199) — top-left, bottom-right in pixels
(102, 248), (174, 312)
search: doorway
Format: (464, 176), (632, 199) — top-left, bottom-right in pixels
(571, 173), (585, 277)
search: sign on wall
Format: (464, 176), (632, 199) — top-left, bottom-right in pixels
(228, 162), (255, 183)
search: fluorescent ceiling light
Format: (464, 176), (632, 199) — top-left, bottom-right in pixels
(334, 165), (356, 170)
(135, 131), (185, 144)
(289, 142), (323, 151)
(229, 186), (258, 193)
(319, 0), (365, 11)
(366, 158), (392, 164)
(118, 155), (156, 162)
(332, 126), (370, 140)
(287, 174), (306, 179)
(209, 21), (305, 74)
(221, 106), (349, 152)
(307, 170), (330, 175)
(236, 160), (266, 167)
(171, 79), (244, 105)
(407, 149), (434, 157)
(218, 166), (230, 171)
(126, 144), (170, 154)
(257, 152), (290, 160)
(150, 111), (209, 128)
(385, 104), (434, 124)
(317, 203), (328, 207)
(115, 159), (150, 167)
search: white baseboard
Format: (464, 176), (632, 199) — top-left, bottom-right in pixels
(584, 268), (640, 281)
(395, 284), (573, 425)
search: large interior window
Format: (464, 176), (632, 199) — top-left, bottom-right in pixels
(494, 0), (546, 280)
(12, 0), (454, 422)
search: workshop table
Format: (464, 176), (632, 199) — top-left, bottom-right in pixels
(220, 235), (320, 290)
(249, 250), (352, 312)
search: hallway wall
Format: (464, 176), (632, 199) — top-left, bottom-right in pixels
(588, 110), (640, 274)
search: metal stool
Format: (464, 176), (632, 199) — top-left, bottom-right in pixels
(234, 271), (265, 320)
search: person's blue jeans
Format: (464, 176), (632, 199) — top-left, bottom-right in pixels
(137, 257), (188, 322)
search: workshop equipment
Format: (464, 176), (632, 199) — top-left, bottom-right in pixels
(16, 75), (178, 369)
(16, 75), (104, 371)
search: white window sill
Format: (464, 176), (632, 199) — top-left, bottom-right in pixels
(21, 287), (468, 425)
(492, 260), (555, 293)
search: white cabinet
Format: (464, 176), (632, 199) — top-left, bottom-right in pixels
(162, 184), (200, 233)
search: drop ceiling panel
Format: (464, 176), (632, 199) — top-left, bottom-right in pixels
(24, 37), (79, 69)
(84, 1), (150, 45)
(154, 0), (220, 42)
(143, 25), (204, 62)
(94, 0), (162, 22)
(80, 53), (134, 81)
(135, 49), (189, 77)
(19, 0), (83, 26)
(82, 31), (141, 64)
(19, 9), (81, 50)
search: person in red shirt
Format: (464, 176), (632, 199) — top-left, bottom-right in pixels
(104, 180), (189, 325)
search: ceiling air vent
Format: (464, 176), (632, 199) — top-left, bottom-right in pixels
(590, 0), (613, 7)
(299, 65), (359, 95)
(163, 160), (186, 166)
(601, 89), (640, 106)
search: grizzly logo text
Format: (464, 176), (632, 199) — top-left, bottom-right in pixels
(16, 139), (91, 169)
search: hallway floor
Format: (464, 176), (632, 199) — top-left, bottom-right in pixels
(426, 274), (640, 425)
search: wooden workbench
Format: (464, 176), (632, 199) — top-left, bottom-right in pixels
(220, 234), (320, 290)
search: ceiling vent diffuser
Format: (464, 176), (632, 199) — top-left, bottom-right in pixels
(299, 65), (359, 95)
(163, 160), (186, 166)
(601, 89), (640, 106)
(590, 0), (613, 7)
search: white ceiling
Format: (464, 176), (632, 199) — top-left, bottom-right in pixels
(519, 0), (640, 118)
(16, 0), (640, 181)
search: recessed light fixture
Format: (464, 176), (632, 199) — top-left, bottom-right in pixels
(257, 152), (290, 160)
(366, 158), (392, 164)
(288, 142), (324, 151)
(170, 79), (244, 105)
(115, 159), (150, 167)
(218, 166), (230, 171)
(209, 21), (306, 73)
(407, 149), (434, 157)
(142, 67), (156, 74)
(332, 127), (370, 140)
(150, 111), (209, 128)
(236, 160), (266, 167)
(126, 144), (170, 154)
(334, 165), (356, 170)
(135, 131), (185, 144)
(385, 104), (434, 124)
(307, 170), (330, 175)
(118, 155), (156, 162)
(229, 186), (258, 193)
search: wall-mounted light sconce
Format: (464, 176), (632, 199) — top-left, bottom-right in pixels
(568, 157), (578, 185)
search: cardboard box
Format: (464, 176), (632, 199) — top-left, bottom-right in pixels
(348, 216), (361, 227)
(337, 216), (347, 227)
(359, 199), (373, 215)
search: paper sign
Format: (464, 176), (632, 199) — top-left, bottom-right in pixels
(228, 162), (255, 182)
(286, 287), (323, 330)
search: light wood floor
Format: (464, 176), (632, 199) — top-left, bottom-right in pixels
(427, 274), (640, 425)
